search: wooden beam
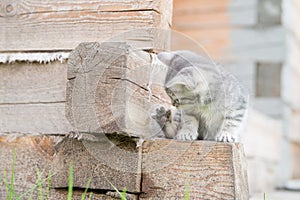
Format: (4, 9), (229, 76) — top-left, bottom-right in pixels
(0, 136), (249, 199)
(51, 136), (142, 193)
(0, 60), (72, 135)
(0, 0), (173, 52)
(0, 61), (67, 104)
(66, 42), (170, 137)
(141, 140), (249, 199)
(0, 136), (139, 199)
(0, 42), (172, 136)
(0, 103), (72, 134)
(0, 136), (54, 199)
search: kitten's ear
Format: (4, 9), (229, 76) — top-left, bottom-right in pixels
(157, 52), (175, 65)
(165, 68), (197, 90)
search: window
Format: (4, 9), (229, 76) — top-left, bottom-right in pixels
(256, 63), (282, 97)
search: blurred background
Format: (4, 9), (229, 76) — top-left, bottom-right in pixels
(172, 0), (300, 198)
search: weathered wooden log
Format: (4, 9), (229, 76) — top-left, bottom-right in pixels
(141, 140), (249, 199)
(0, 61), (72, 135)
(0, 136), (248, 200)
(0, 0), (172, 51)
(0, 136), (127, 199)
(66, 42), (170, 138)
(51, 135), (141, 194)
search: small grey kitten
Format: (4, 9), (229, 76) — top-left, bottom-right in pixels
(152, 50), (249, 142)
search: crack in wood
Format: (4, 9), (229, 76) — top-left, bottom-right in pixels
(54, 187), (140, 195)
(0, 50), (72, 53)
(110, 77), (162, 101)
(67, 76), (76, 80)
(15, 8), (160, 16)
(0, 101), (66, 106)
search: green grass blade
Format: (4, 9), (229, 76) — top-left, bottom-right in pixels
(3, 170), (8, 199)
(0, 176), (21, 200)
(184, 180), (190, 200)
(68, 163), (73, 200)
(9, 149), (16, 200)
(184, 162), (191, 200)
(121, 188), (127, 200)
(264, 192), (266, 200)
(27, 185), (35, 200)
(88, 192), (93, 200)
(35, 167), (43, 200)
(81, 177), (92, 200)
(21, 172), (55, 199)
(104, 177), (126, 200)
(23, 182), (38, 200)
(46, 171), (51, 200)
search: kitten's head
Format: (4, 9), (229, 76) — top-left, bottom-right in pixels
(158, 51), (199, 90)
(158, 51), (211, 107)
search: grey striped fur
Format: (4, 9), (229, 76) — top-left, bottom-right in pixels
(153, 50), (249, 142)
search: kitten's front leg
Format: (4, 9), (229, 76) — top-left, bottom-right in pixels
(176, 115), (199, 141)
(215, 119), (240, 142)
(151, 106), (181, 139)
(215, 111), (245, 142)
(164, 108), (181, 139)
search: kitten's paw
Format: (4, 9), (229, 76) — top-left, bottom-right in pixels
(151, 106), (167, 119)
(176, 130), (198, 141)
(216, 132), (236, 143)
(151, 106), (169, 127)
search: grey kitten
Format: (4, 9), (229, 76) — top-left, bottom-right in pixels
(152, 50), (249, 142)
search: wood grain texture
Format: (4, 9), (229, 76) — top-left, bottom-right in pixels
(232, 143), (249, 200)
(0, 103), (72, 134)
(0, 136), (53, 199)
(0, 136), (139, 200)
(52, 137), (141, 193)
(0, 136), (248, 199)
(67, 42), (170, 137)
(141, 140), (249, 200)
(0, 61), (67, 104)
(0, 58), (71, 135)
(0, 0), (172, 51)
